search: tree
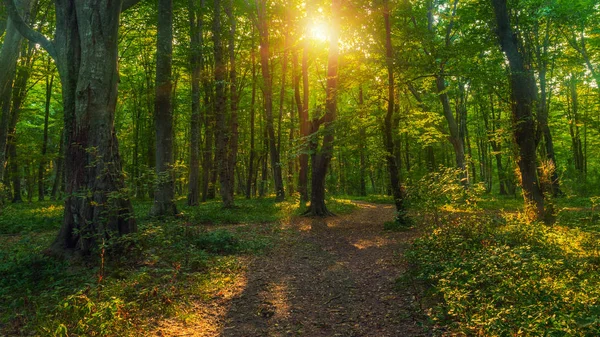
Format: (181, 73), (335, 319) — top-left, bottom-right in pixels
(5, 0), (138, 254)
(151, 0), (178, 216)
(490, 0), (546, 222)
(382, 0), (408, 223)
(304, 0), (340, 216)
(37, 71), (53, 201)
(256, 0), (285, 201)
(187, 0), (202, 206)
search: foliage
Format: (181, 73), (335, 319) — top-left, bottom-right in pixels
(405, 198), (600, 336)
(0, 198), (303, 336)
(0, 201), (63, 234)
(407, 167), (486, 225)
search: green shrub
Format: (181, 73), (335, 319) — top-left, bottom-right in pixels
(406, 213), (600, 336)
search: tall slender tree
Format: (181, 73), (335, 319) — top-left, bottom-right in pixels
(382, 0), (408, 223)
(187, 0), (202, 206)
(256, 0), (285, 201)
(151, 0), (178, 216)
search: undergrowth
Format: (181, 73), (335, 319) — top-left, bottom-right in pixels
(404, 170), (600, 336)
(0, 196), (357, 336)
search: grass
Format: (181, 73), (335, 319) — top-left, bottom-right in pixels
(405, 195), (600, 336)
(0, 195), (357, 336)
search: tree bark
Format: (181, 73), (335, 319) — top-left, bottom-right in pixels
(490, 0), (546, 222)
(151, 0), (178, 216)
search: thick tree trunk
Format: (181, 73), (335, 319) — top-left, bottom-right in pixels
(151, 0), (177, 216)
(187, 0), (201, 206)
(491, 0), (546, 222)
(305, 0), (340, 216)
(14, 0), (139, 254)
(256, 0), (285, 201)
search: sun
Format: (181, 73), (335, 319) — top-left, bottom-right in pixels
(309, 21), (329, 42)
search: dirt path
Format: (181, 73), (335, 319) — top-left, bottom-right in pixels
(159, 202), (427, 336)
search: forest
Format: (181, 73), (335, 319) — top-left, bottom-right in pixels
(0, 0), (599, 335)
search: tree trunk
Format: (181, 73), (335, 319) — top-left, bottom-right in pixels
(305, 0), (340, 216)
(256, 0), (285, 201)
(533, 25), (561, 196)
(213, 0), (234, 207)
(491, 0), (546, 222)
(38, 73), (53, 201)
(277, 27), (289, 154)
(151, 0), (177, 216)
(567, 77), (584, 175)
(358, 86), (367, 196)
(187, 0), (201, 206)
(297, 41), (310, 202)
(4, 0), (141, 254)
(246, 32), (257, 199)
(486, 94), (508, 195)
(436, 75), (466, 181)
(224, 0), (238, 207)
(382, 1), (407, 222)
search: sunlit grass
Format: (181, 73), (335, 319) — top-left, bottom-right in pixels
(406, 196), (600, 336)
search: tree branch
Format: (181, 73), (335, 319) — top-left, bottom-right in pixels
(3, 0), (56, 60)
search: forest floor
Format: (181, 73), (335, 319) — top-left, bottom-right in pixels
(155, 201), (428, 337)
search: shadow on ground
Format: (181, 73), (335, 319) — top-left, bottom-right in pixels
(212, 202), (428, 337)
